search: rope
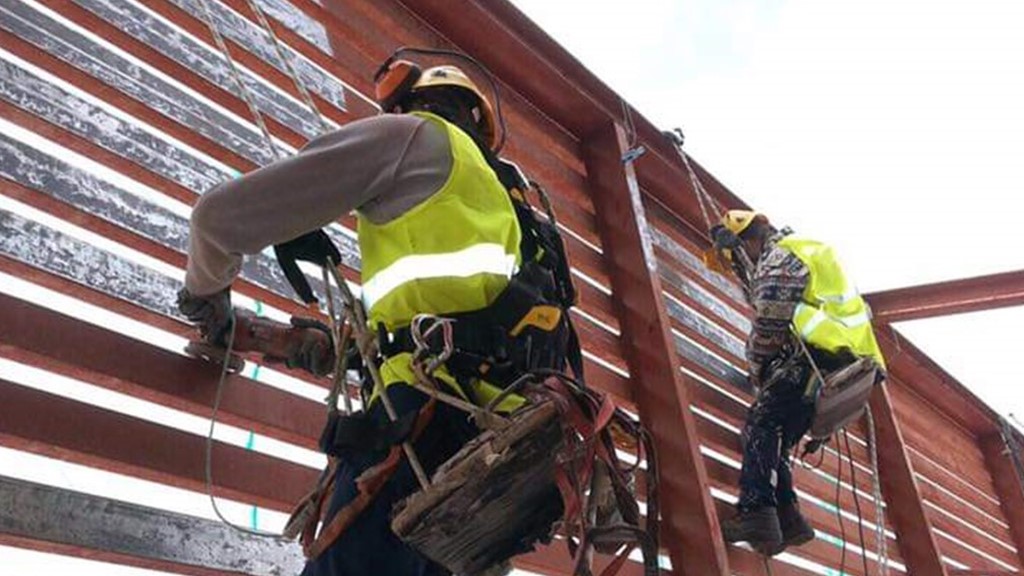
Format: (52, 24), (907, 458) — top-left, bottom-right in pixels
(204, 313), (288, 539)
(195, 0), (283, 161)
(843, 430), (871, 576)
(241, 0), (331, 134)
(666, 130), (725, 228)
(321, 262), (354, 415)
(1000, 416), (1024, 491)
(835, 435), (848, 576)
(866, 408), (889, 576)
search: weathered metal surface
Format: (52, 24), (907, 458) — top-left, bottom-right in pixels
(659, 264), (751, 334)
(71, 0), (331, 137)
(673, 332), (748, 392)
(650, 226), (745, 305)
(981, 431), (1024, 570)
(0, 475), (306, 576)
(865, 269), (1024, 323)
(0, 0), (286, 163)
(869, 382), (949, 575)
(159, 0), (347, 111)
(0, 208), (182, 316)
(663, 295), (745, 361)
(878, 327), (998, 438)
(0, 57), (227, 192)
(584, 121), (729, 575)
(0, 129), (361, 286)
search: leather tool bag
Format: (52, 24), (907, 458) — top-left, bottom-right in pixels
(809, 356), (880, 439)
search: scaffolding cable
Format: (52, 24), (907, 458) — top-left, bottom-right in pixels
(196, 0), (284, 161)
(835, 437), (848, 575)
(241, 0), (332, 134)
(866, 408), (890, 576)
(843, 429), (871, 576)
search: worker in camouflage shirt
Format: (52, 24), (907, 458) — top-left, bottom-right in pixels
(710, 210), (885, 555)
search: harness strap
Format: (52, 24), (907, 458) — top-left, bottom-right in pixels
(534, 376), (658, 575)
(301, 399), (437, 559)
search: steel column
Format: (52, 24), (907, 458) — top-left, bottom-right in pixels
(868, 383), (948, 575)
(583, 121), (728, 575)
(980, 430), (1024, 570)
(865, 269), (1024, 323)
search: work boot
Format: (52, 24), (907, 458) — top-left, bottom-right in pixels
(721, 507), (783, 555)
(462, 560), (512, 576)
(775, 501), (815, 552)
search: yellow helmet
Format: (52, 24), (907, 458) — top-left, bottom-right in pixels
(702, 209), (763, 273)
(375, 59), (498, 150)
(412, 65), (497, 151)
(719, 210), (761, 237)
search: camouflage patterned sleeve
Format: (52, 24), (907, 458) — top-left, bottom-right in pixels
(746, 245), (810, 380)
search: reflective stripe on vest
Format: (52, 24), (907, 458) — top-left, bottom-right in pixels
(361, 243), (519, 310)
(794, 303), (871, 339)
(357, 111), (522, 332)
(777, 235), (886, 369)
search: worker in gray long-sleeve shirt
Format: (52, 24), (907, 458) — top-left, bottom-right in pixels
(177, 61), (530, 575)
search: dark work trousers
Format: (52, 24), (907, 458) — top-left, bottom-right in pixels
(737, 363), (815, 512)
(300, 384), (481, 576)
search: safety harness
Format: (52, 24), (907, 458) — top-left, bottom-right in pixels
(375, 151), (586, 391)
(276, 138), (623, 571)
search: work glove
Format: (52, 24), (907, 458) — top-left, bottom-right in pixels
(176, 287), (233, 345)
(274, 229), (343, 305)
(286, 316), (337, 377)
(710, 224), (741, 251)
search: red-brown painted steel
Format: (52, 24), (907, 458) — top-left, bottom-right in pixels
(866, 269), (1024, 323)
(981, 432), (1024, 570)
(0, 292), (323, 449)
(396, 0), (749, 236)
(0, 378), (316, 511)
(583, 121), (729, 575)
(869, 383), (948, 575)
(878, 326), (999, 437)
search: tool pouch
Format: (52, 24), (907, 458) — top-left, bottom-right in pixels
(808, 357), (881, 439)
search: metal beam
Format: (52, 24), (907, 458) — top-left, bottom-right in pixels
(868, 382), (948, 575)
(0, 475), (305, 576)
(396, 0), (749, 240)
(980, 429), (1024, 571)
(865, 269), (1024, 323)
(0, 378), (317, 511)
(877, 326), (998, 437)
(582, 120), (729, 575)
(0, 291), (323, 449)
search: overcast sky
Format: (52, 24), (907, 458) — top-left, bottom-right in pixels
(2, 0), (1023, 573)
(508, 0), (1024, 425)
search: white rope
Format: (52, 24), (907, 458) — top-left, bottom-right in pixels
(204, 315), (289, 539)
(196, 0), (283, 161)
(241, 0), (331, 133)
(666, 133), (724, 228)
(866, 407), (889, 576)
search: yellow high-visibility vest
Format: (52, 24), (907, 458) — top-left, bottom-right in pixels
(777, 236), (886, 369)
(357, 111), (523, 410)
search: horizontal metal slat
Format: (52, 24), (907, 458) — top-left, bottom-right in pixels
(0, 0), (285, 164)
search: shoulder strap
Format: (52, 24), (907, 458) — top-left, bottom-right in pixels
(478, 146), (585, 384)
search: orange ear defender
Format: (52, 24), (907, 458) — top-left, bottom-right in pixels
(374, 58), (422, 112)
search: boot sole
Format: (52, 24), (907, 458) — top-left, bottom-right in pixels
(762, 529), (815, 556)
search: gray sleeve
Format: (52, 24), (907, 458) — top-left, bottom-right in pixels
(184, 114), (451, 296)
